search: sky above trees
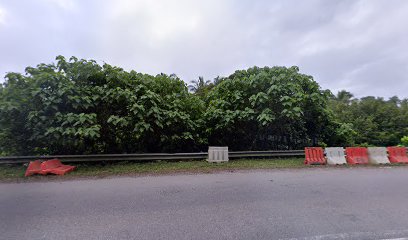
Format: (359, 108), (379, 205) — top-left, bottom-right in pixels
(0, 0), (407, 98)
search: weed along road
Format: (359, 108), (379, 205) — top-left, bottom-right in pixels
(2, 168), (408, 240)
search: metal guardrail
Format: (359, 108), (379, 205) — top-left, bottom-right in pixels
(0, 150), (305, 164)
(229, 150), (304, 158)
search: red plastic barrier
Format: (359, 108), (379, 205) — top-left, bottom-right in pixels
(24, 160), (45, 177)
(25, 159), (75, 177)
(387, 147), (408, 163)
(304, 147), (326, 165)
(40, 159), (75, 175)
(345, 147), (369, 164)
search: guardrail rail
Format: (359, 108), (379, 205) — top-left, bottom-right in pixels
(0, 150), (305, 164)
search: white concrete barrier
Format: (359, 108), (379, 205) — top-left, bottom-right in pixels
(368, 147), (390, 164)
(325, 147), (347, 165)
(207, 147), (229, 163)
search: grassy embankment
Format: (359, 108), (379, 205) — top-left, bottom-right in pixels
(2, 158), (404, 182)
(0, 158), (305, 181)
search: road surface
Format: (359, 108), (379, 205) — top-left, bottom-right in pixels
(2, 167), (408, 240)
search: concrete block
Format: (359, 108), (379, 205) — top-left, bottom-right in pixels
(207, 146), (229, 163)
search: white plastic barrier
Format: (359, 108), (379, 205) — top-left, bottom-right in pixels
(368, 147), (390, 164)
(207, 146), (229, 163)
(325, 147), (347, 165)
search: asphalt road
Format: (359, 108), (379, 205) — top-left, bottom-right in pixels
(2, 167), (408, 240)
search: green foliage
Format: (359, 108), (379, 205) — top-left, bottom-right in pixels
(0, 56), (204, 155)
(1, 56), (406, 155)
(188, 76), (219, 98)
(401, 136), (408, 146)
(204, 66), (332, 150)
(356, 142), (375, 148)
(329, 93), (408, 147)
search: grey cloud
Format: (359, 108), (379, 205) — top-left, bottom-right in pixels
(0, 0), (407, 98)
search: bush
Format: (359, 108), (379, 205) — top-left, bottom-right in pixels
(401, 136), (408, 147)
(2, 56), (406, 155)
(0, 56), (205, 155)
(204, 66), (334, 150)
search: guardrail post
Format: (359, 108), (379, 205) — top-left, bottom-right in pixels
(207, 146), (229, 163)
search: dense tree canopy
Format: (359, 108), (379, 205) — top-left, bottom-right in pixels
(0, 56), (204, 155)
(204, 66), (333, 150)
(0, 56), (407, 155)
(329, 92), (408, 147)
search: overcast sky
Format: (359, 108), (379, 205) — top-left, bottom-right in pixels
(0, 0), (407, 98)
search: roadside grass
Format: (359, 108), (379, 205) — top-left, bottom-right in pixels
(1, 158), (406, 182)
(0, 158), (305, 181)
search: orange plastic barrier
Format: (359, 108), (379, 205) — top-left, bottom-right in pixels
(387, 147), (408, 163)
(345, 147), (369, 164)
(25, 159), (75, 177)
(24, 160), (45, 177)
(41, 159), (75, 175)
(304, 147), (326, 165)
